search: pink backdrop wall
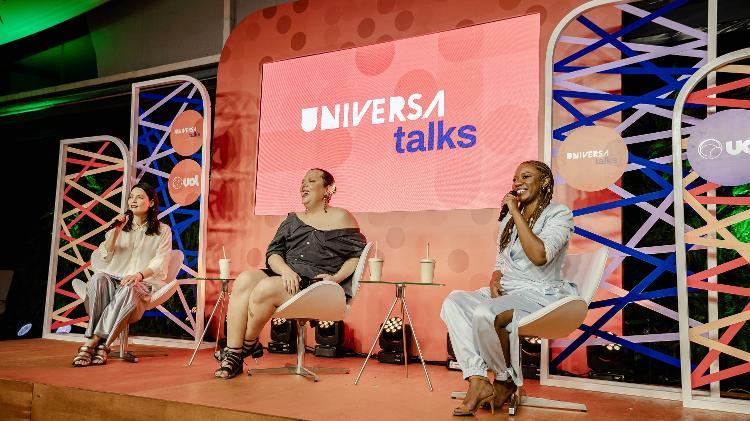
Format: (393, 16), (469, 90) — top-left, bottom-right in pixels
(209, 0), (607, 362)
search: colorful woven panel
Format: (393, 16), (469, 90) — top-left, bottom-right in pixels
(548, 0), (707, 383)
(45, 137), (129, 334)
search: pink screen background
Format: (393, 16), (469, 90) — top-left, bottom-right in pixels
(256, 14), (540, 214)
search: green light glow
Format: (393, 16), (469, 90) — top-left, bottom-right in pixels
(0, 0), (108, 46)
(0, 97), (72, 116)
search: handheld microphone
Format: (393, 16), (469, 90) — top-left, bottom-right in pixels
(497, 190), (518, 222)
(113, 210), (133, 228)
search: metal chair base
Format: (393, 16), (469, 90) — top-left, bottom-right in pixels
(249, 364), (349, 382)
(450, 391), (587, 415)
(248, 321), (349, 382)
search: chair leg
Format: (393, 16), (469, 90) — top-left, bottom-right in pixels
(451, 389), (587, 415)
(248, 320), (349, 381)
(116, 325), (138, 363)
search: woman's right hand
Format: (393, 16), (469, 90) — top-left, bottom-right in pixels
(111, 213), (129, 230)
(281, 267), (301, 295)
(489, 270), (503, 298)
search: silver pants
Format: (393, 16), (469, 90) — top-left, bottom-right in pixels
(440, 287), (543, 386)
(84, 272), (152, 346)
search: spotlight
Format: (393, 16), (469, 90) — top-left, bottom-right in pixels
(268, 317), (297, 354)
(587, 332), (627, 381)
(314, 320), (345, 357)
(446, 333), (461, 370)
(377, 317), (412, 364)
(17, 323), (31, 337)
(521, 336), (541, 379)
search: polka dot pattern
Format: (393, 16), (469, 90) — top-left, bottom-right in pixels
(447, 249), (470, 273)
(212, 0), (594, 361)
(378, 0), (396, 14)
(394, 10), (415, 31)
(277, 16), (292, 34)
(291, 32), (306, 50)
(355, 41), (395, 76)
(358, 18), (376, 38)
(526, 5), (547, 23)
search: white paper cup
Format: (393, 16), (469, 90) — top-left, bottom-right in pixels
(420, 259), (435, 283)
(368, 258), (384, 282)
(219, 258), (231, 279)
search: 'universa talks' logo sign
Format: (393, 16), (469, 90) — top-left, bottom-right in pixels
(687, 109), (750, 186)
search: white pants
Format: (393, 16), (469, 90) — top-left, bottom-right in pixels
(440, 287), (544, 385)
(84, 272), (152, 346)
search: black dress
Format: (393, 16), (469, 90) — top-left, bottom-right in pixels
(262, 213), (366, 297)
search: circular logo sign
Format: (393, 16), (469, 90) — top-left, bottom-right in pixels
(168, 159), (201, 206)
(170, 110), (203, 156)
(686, 109), (750, 186)
(556, 125), (628, 192)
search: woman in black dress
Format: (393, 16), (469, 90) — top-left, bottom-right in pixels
(214, 168), (366, 379)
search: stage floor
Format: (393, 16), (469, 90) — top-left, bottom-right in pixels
(0, 339), (743, 421)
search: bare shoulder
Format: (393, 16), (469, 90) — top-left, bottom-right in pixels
(327, 207), (359, 229)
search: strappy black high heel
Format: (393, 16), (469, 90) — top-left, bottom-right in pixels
(214, 347), (245, 379)
(214, 338), (263, 362)
(243, 338), (263, 359)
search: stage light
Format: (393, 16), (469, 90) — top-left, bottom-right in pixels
(268, 317), (297, 354)
(377, 317), (412, 364)
(521, 336), (541, 379)
(17, 323), (31, 337)
(314, 320), (345, 357)
(587, 332), (627, 381)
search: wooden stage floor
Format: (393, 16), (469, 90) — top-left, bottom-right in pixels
(0, 339), (744, 421)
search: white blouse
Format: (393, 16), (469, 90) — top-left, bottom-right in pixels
(95, 222), (172, 289)
(494, 202), (576, 305)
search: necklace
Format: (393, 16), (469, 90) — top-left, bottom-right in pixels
(132, 220), (148, 230)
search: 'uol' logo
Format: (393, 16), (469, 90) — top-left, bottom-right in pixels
(697, 138), (722, 160)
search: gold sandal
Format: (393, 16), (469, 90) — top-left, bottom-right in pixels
(72, 345), (94, 367)
(91, 343), (111, 365)
(452, 376), (496, 416)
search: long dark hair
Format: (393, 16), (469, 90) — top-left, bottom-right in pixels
(122, 181), (161, 236)
(498, 160), (553, 251)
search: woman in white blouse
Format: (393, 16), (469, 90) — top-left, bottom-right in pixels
(441, 161), (575, 415)
(72, 182), (172, 367)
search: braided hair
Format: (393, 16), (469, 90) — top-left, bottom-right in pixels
(498, 160), (554, 251)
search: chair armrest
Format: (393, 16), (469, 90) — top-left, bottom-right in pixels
(147, 280), (180, 310)
(517, 296), (588, 339)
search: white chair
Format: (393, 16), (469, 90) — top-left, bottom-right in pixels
(509, 246), (608, 415)
(450, 246), (609, 415)
(72, 249), (184, 362)
(248, 242), (374, 381)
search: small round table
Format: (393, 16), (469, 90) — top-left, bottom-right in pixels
(354, 280), (444, 391)
(185, 277), (235, 366)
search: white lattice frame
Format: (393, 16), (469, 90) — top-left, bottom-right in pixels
(128, 75), (212, 349)
(671, 47), (750, 415)
(541, 0), (719, 402)
(43, 136), (130, 342)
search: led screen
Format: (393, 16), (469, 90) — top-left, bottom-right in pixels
(256, 14), (540, 214)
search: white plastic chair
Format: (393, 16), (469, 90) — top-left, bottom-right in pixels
(72, 249), (184, 362)
(509, 246), (609, 415)
(248, 242), (374, 381)
(450, 246), (609, 415)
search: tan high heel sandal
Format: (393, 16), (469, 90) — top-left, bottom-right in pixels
(490, 378), (518, 408)
(452, 377), (496, 416)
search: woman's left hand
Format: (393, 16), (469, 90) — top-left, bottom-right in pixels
(120, 273), (143, 286)
(314, 274), (337, 283)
